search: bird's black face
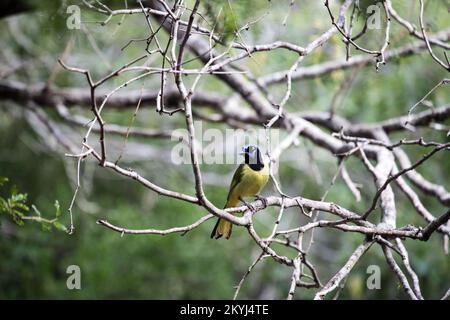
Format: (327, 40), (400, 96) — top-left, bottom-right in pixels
(241, 145), (263, 169)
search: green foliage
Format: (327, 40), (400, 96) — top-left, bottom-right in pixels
(0, 177), (66, 232)
(0, 177), (28, 225)
(0, 177), (30, 226)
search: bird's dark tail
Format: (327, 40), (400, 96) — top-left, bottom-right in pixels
(210, 218), (232, 239)
(210, 198), (237, 239)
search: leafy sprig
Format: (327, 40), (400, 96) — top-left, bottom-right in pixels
(0, 177), (67, 232)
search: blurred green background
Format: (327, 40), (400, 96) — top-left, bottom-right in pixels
(0, 0), (449, 299)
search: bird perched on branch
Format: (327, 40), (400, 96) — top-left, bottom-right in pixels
(211, 145), (269, 239)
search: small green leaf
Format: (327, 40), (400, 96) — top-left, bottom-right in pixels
(32, 205), (42, 217)
(11, 193), (28, 203)
(13, 209), (25, 219)
(14, 202), (29, 212)
(53, 221), (68, 232)
(12, 213), (24, 226)
(0, 198), (7, 212)
(54, 200), (61, 218)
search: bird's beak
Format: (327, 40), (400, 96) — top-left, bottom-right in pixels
(239, 147), (246, 155)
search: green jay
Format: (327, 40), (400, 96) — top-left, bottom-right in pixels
(211, 145), (269, 239)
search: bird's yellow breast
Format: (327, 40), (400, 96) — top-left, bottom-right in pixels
(230, 163), (269, 198)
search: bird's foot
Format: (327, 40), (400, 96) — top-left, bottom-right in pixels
(254, 194), (268, 208)
(239, 197), (256, 212)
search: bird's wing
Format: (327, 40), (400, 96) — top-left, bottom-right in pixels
(226, 163), (245, 202)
